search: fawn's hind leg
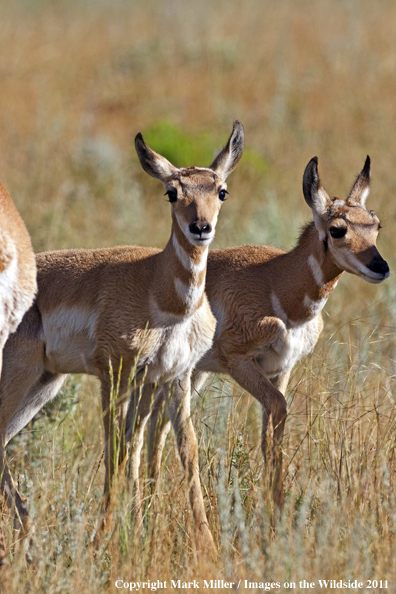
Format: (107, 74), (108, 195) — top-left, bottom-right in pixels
(0, 306), (66, 561)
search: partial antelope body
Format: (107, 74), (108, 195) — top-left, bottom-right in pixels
(0, 183), (37, 567)
(0, 121), (244, 551)
(136, 156), (389, 504)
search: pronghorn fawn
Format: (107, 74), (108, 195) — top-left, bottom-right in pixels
(138, 155), (389, 506)
(0, 183), (37, 568)
(0, 121), (244, 552)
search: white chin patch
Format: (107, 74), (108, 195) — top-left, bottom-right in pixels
(357, 264), (389, 284)
(336, 251), (389, 284)
(186, 231), (215, 247)
(361, 270), (389, 284)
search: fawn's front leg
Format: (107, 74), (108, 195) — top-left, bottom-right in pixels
(164, 371), (216, 555)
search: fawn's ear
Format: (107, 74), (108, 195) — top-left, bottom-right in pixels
(135, 133), (178, 182)
(303, 157), (332, 215)
(303, 157), (333, 241)
(347, 156), (371, 206)
(209, 120), (244, 180)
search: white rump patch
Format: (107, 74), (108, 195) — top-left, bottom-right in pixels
(0, 244), (21, 336)
(0, 249), (18, 293)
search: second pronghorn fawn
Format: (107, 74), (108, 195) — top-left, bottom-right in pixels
(0, 183), (37, 568)
(132, 155), (389, 506)
(0, 121), (244, 551)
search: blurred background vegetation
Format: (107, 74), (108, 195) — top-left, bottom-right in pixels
(1, 0), (396, 590)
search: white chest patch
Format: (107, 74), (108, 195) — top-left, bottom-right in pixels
(0, 251), (17, 328)
(147, 300), (215, 383)
(257, 315), (322, 377)
(261, 290), (324, 375)
(43, 307), (98, 374)
(303, 294), (328, 318)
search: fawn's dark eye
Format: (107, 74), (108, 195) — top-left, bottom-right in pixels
(165, 189), (177, 203)
(219, 189), (228, 201)
(329, 226), (347, 239)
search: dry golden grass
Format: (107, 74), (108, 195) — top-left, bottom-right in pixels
(0, 0), (395, 591)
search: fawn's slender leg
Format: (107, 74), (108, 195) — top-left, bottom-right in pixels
(99, 370), (132, 516)
(226, 355), (287, 505)
(125, 383), (160, 521)
(147, 370), (209, 483)
(164, 371), (216, 553)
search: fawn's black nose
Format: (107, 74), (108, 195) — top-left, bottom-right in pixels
(189, 221), (212, 236)
(367, 256), (390, 276)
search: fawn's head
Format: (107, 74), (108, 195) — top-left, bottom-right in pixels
(135, 120), (244, 247)
(303, 156), (389, 284)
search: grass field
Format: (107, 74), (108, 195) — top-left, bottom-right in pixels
(0, 0), (395, 592)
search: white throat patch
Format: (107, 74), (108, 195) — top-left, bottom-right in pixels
(308, 254), (325, 287)
(172, 234), (207, 273)
(174, 277), (204, 310)
(271, 291), (289, 326)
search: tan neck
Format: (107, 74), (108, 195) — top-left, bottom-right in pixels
(153, 213), (208, 316)
(274, 222), (343, 326)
